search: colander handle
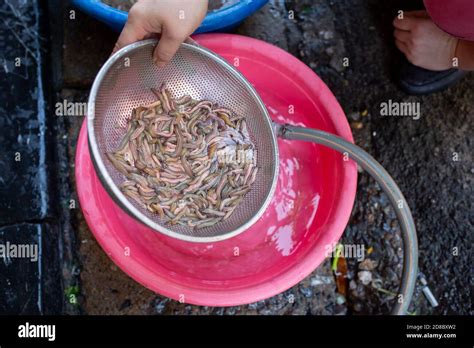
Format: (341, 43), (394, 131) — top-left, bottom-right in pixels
(277, 124), (418, 315)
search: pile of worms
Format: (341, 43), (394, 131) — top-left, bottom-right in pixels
(106, 84), (258, 229)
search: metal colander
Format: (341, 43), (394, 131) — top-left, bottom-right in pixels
(87, 39), (279, 243)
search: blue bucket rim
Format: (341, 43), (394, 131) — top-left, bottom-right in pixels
(71, 0), (269, 33)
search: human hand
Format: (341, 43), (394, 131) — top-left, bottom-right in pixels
(113, 0), (208, 67)
(393, 10), (458, 71)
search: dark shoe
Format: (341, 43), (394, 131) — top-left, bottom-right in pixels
(398, 59), (467, 95)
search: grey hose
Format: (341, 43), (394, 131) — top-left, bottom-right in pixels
(278, 124), (418, 315)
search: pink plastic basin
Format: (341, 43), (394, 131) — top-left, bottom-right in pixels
(76, 34), (357, 306)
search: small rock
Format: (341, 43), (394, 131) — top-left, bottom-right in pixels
(397, 247), (404, 258)
(299, 287), (313, 298)
(336, 294), (346, 305)
(185, 305), (193, 311)
(359, 259), (378, 271)
(319, 30), (335, 40)
(154, 297), (169, 314)
(358, 270), (372, 285)
(384, 232), (393, 241)
(310, 276), (332, 286)
(367, 213), (375, 224)
(248, 302), (258, 310)
(385, 268), (400, 283)
(225, 307), (237, 315)
(348, 112), (361, 121)
(353, 302), (364, 312)
(248, 300), (265, 310)
(389, 254), (399, 264)
(325, 47), (335, 56)
(214, 307), (225, 315)
(349, 280), (357, 290)
(119, 299), (131, 311)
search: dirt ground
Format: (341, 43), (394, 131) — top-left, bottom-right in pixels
(59, 0), (472, 315)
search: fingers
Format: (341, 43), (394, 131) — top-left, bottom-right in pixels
(395, 39), (418, 66)
(393, 16), (417, 31)
(153, 29), (185, 67)
(112, 0), (205, 65)
(393, 11), (430, 56)
(393, 10), (430, 31)
(395, 39), (409, 56)
(113, 19), (148, 54)
(394, 29), (411, 44)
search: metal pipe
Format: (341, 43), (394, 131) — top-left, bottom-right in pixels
(278, 124), (419, 315)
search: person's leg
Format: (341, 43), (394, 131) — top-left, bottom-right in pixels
(392, 10), (467, 95)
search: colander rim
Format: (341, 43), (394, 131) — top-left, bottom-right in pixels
(87, 39), (279, 243)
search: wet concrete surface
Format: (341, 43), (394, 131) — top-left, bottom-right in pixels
(55, 0), (472, 315)
(0, 0), (62, 314)
(0, 222), (63, 314)
(0, 0), (54, 225)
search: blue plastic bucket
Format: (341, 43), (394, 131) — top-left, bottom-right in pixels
(71, 0), (269, 33)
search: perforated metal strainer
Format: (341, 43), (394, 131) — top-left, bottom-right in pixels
(88, 39), (279, 243)
(88, 38), (418, 314)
